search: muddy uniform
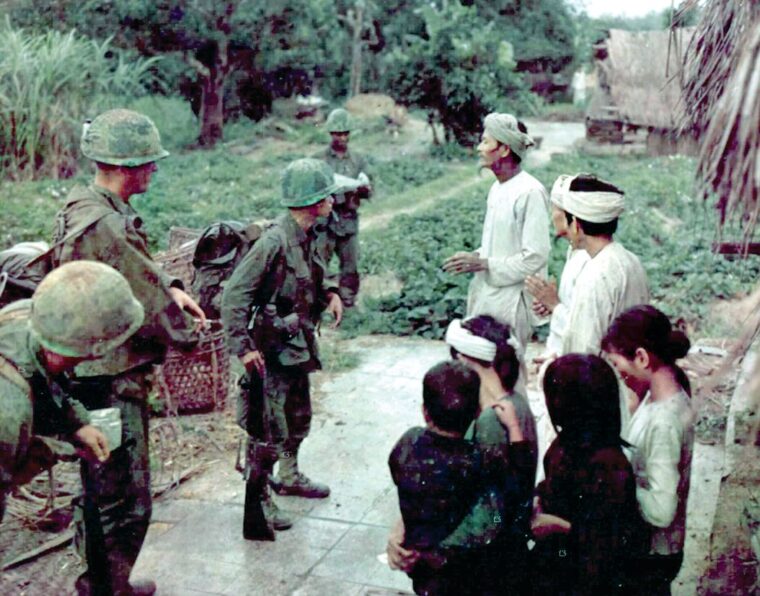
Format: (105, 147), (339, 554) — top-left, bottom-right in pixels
(0, 301), (89, 520)
(222, 212), (334, 470)
(321, 146), (370, 306)
(53, 184), (196, 592)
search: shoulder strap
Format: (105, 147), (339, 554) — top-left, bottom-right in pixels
(0, 354), (31, 395)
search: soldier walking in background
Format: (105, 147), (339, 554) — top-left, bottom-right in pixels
(52, 109), (204, 596)
(222, 158), (343, 536)
(320, 108), (372, 307)
(0, 262), (143, 526)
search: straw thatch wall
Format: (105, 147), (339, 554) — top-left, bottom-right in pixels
(586, 28), (697, 154)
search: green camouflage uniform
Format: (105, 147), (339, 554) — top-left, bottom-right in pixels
(222, 212), (334, 467)
(0, 301), (86, 520)
(52, 184), (196, 592)
(321, 146), (371, 306)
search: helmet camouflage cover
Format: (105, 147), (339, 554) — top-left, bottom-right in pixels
(81, 108), (169, 167)
(325, 108), (353, 133)
(31, 261), (144, 359)
(281, 158), (338, 208)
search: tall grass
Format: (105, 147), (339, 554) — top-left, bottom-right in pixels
(0, 19), (157, 180)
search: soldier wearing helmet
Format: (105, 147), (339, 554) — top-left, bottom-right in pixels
(223, 158), (343, 535)
(0, 262), (143, 524)
(319, 107), (373, 307)
(52, 109), (205, 596)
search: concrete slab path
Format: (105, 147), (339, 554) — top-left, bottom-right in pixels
(132, 335), (720, 595)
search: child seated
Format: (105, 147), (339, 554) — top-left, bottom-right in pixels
(388, 360), (481, 596)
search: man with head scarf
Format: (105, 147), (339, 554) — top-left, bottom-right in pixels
(443, 113), (550, 352)
(554, 174), (649, 356)
(525, 174), (591, 361)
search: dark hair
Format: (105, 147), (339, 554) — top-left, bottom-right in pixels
(423, 360), (480, 434)
(458, 315), (521, 392)
(563, 174), (624, 236)
(601, 305), (692, 395)
(543, 354), (622, 448)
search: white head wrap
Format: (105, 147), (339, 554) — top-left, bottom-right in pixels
(559, 174), (625, 223)
(550, 174), (572, 209)
(483, 113), (535, 160)
(445, 319), (496, 362)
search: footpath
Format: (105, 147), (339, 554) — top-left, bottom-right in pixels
(132, 334), (721, 595)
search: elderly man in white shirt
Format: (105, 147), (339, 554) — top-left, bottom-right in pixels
(525, 174), (591, 361)
(443, 113), (550, 353)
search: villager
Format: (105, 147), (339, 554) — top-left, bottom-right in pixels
(52, 108), (203, 596)
(602, 305), (695, 596)
(319, 108), (372, 307)
(388, 316), (537, 595)
(0, 262), (142, 525)
(443, 113), (550, 352)
(388, 360), (482, 596)
(556, 174), (649, 356)
(222, 158), (343, 535)
(525, 174), (590, 361)
(532, 354), (647, 595)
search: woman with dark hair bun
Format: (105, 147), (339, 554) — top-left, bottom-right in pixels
(531, 354), (646, 595)
(602, 305), (695, 595)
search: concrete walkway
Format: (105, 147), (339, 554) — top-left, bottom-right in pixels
(132, 335), (720, 595)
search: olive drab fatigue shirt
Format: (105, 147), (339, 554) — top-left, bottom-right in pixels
(52, 185), (196, 377)
(222, 213), (335, 371)
(322, 147), (371, 237)
(0, 301), (85, 504)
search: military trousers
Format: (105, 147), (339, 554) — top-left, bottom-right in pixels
(71, 367), (152, 594)
(323, 229), (360, 306)
(264, 365), (312, 456)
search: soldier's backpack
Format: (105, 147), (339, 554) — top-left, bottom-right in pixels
(0, 242), (52, 310)
(191, 221), (271, 319)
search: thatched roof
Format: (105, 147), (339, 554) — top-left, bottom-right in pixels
(588, 28), (694, 129)
(679, 0), (760, 245)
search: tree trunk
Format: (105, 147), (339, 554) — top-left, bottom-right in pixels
(198, 40), (229, 148)
(349, 5), (364, 97)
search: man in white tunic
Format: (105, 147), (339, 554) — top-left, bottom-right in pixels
(558, 174), (650, 355)
(526, 174), (591, 360)
(443, 113), (550, 352)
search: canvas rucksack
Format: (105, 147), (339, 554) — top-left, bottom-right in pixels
(0, 243), (52, 310)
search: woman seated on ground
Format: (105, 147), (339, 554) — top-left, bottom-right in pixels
(602, 305), (695, 596)
(532, 353), (647, 595)
(388, 316), (537, 595)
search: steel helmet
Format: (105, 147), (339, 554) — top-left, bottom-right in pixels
(325, 108), (353, 133)
(31, 261), (145, 359)
(281, 158), (338, 208)
(81, 109), (169, 167)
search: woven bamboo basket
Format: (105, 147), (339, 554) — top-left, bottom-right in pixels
(154, 242), (197, 297)
(155, 320), (231, 414)
(168, 226), (201, 250)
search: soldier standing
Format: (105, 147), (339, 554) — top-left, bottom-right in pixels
(320, 108), (372, 307)
(0, 261), (143, 523)
(222, 158), (343, 534)
(52, 109), (204, 596)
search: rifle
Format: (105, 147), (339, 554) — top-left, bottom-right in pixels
(81, 459), (114, 595)
(238, 371), (276, 541)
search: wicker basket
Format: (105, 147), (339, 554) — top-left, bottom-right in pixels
(155, 320), (231, 414)
(168, 226), (202, 250)
(154, 242), (197, 296)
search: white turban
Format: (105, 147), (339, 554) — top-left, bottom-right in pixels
(483, 113), (535, 160)
(550, 174), (572, 209)
(558, 174), (625, 223)
(444, 319), (496, 362)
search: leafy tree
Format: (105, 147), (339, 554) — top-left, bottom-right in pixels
(383, 2), (536, 146)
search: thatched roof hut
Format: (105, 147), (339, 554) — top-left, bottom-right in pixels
(586, 28), (697, 154)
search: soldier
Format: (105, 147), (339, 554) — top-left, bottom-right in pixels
(320, 108), (372, 307)
(222, 158), (343, 534)
(52, 109), (204, 596)
(0, 262), (142, 524)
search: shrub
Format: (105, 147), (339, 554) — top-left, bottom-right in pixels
(0, 19), (157, 181)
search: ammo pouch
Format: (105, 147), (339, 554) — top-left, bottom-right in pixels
(254, 306), (312, 369)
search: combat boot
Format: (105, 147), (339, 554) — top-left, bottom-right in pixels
(270, 455), (330, 499)
(262, 489), (293, 530)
